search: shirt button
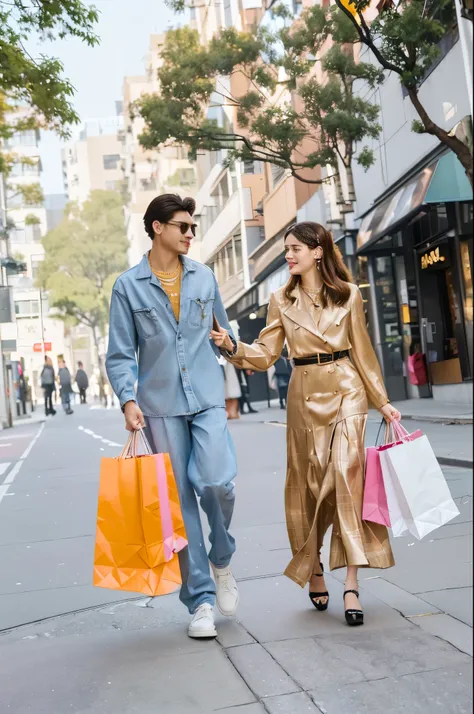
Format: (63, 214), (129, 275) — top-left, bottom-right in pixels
(178, 334), (182, 340)
(182, 367), (187, 372)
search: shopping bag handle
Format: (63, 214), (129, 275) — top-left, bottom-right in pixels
(118, 428), (153, 459)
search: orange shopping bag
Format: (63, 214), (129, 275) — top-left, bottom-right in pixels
(93, 429), (187, 597)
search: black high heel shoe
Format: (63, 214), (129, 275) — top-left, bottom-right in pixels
(309, 562), (329, 611)
(343, 588), (364, 626)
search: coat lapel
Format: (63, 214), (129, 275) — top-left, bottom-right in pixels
(283, 285), (322, 339)
(283, 283), (349, 339)
(318, 304), (349, 337)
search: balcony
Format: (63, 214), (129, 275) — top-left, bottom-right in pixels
(200, 189), (252, 264)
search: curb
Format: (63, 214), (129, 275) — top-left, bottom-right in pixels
(437, 456), (473, 469)
(400, 414), (473, 425)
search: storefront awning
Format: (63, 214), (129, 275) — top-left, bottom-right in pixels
(357, 152), (473, 252)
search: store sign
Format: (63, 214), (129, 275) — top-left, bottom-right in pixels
(33, 342), (52, 352)
(420, 246), (446, 270)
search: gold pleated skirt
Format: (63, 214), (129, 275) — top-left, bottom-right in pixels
(283, 358), (395, 588)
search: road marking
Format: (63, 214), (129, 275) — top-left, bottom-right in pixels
(3, 460), (23, 485)
(0, 484), (9, 505)
(0, 423), (45, 503)
(0, 443), (12, 447)
(78, 425), (121, 447)
(0, 463), (10, 476)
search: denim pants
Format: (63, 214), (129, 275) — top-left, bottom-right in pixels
(144, 407), (237, 613)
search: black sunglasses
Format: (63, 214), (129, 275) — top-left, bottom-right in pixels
(165, 220), (198, 236)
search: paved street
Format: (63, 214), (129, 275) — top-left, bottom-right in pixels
(0, 405), (472, 713)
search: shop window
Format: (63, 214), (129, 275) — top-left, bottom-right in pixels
(461, 241), (473, 323)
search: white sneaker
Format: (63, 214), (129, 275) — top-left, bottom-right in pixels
(188, 604), (217, 639)
(211, 563), (239, 617)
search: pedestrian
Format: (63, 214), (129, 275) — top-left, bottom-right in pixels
(17, 372), (27, 416)
(75, 362), (89, 404)
(274, 354), (292, 409)
(41, 356), (56, 417)
(106, 193), (239, 640)
(236, 368), (258, 414)
(58, 359), (74, 415)
(211, 221), (401, 627)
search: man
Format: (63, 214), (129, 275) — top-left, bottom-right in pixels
(106, 193), (239, 639)
(58, 359), (74, 415)
(75, 362), (89, 404)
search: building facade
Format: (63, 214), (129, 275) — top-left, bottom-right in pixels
(350, 17), (473, 404)
(1, 124), (72, 417)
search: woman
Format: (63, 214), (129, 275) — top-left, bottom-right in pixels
(211, 222), (400, 626)
(221, 358), (242, 420)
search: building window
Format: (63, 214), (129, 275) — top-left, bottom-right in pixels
(271, 163), (286, 187)
(243, 160), (255, 174)
(15, 300), (40, 318)
(210, 234), (243, 284)
(103, 154), (120, 170)
(25, 223), (42, 243)
(5, 130), (38, 148)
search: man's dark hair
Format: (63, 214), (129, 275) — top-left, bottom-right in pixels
(78, 361), (83, 368)
(143, 193), (196, 240)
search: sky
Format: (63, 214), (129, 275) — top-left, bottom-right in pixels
(37, 0), (182, 194)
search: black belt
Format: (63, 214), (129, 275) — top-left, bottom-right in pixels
(294, 350), (350, 366)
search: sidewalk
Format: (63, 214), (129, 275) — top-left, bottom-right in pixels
(0, 415), (471, 713)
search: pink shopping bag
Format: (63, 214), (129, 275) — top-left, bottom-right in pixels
(363, 421), (422, 528)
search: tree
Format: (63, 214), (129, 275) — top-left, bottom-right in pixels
(135, 7), (384, 214)
(37, 190), (129, 396)
(335, 0), (473, 186)
(0, 0), (99, 147)
(1, 1), (100, 264)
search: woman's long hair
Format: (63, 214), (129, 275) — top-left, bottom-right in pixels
(283, 222), (352, 307)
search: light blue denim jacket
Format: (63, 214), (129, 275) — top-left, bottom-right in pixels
(106, 254), (232, 417)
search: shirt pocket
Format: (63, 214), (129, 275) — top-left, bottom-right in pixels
(133, 307), (160, 340)
(189, 298), (214, 328)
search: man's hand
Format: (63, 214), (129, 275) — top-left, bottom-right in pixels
(123, 401), (145, 431)
(210, 326), (234, 352)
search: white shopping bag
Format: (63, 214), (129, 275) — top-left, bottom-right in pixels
(380, 434), (459, 540)
(379, 448), (410, 538)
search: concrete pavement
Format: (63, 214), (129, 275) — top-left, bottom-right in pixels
(0, 406), (471, 713)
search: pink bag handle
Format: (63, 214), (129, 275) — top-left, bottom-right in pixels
(388, 419), (410, 443)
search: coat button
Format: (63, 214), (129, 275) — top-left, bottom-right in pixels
(305, 397), (310, 401)
(334, 390), (338, 394)
(304, 371), (308, 375)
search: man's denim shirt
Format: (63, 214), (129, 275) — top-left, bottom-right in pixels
(106, 254), (232, 417)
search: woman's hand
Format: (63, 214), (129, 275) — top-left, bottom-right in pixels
(380, 403), (401, 423)
(210, 326), (234, 353)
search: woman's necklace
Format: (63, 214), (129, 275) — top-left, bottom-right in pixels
(302, 285), (323, 303)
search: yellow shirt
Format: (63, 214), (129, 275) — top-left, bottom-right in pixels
(150, 259), (182, 322)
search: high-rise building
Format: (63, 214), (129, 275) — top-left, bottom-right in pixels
(120, 34), (198, 267)
(1, 119), (72, 414)
(61, 117), (124, 203)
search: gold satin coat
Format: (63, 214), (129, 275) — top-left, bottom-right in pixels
(227, 282), (395, 587)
